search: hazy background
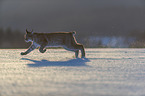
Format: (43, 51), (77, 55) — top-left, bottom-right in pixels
(0, 0), (145, 48)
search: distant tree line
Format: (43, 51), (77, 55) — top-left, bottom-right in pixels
(0, 27), (145, 48)
(129, 30), (145, 48)
(0, 28), (29, 48)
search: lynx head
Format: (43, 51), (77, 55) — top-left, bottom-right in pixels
(24, 29), (33, 42)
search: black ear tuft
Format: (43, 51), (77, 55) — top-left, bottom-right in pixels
(26, 29), (29, 33)
(26, 29), (32, 34)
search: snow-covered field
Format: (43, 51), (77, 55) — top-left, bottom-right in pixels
(0, 49), (145, 96)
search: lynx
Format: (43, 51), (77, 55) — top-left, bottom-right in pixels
(21, 29), (85, 58)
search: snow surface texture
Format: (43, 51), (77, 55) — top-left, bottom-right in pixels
(0, 49), (145, 96)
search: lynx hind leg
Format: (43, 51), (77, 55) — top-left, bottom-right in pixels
(81, 50), (85, 58)
(64, 44), (85, 58)
(75, 44), (85, 58)
(39, 45), (46, 53)
(80, 45), (85, 58)
(75, 50), (79, 58)
(63, 46), (78, 58)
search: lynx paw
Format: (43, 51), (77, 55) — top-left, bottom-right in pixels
(21, 52), (27, 55)
(81, 56), (85, 58)
(39, 48), (46, 53)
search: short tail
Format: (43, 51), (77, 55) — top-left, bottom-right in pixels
(71, 31), (76, 35)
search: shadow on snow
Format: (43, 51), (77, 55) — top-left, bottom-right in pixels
(21, 58), (90, 67)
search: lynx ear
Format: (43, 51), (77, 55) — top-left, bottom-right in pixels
(26, 29), (33, 34)
(26, 29), (29, 33)
(31, 29), (33, 34)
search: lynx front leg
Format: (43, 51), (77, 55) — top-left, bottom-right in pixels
(39, 45), (46, 53)
(21, 44), (37, 55)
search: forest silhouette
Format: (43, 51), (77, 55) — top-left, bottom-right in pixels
(0, 27), (145, 48)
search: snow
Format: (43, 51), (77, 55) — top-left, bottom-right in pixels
(0, 49), (145, 96)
